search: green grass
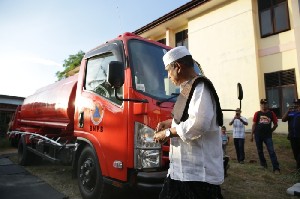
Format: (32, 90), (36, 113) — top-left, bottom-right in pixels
(273, 134), (291, 149)
(222, 133), (299, 199)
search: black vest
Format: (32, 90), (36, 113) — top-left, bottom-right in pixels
(171, 76), (223, 126)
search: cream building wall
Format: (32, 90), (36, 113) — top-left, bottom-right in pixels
(187, 0), (259, 131)
(293, 0), (300, 78)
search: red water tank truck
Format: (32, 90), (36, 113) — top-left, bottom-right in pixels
(7, 32), (243, 199)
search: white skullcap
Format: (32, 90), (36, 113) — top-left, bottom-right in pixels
(163, 46), (191, 68)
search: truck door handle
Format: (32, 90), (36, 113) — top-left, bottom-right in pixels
(78, 112), (84, 128)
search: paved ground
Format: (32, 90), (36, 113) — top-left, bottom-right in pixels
(0, 153), (67, 199)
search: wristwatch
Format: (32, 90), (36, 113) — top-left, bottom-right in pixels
(165, 128), (171, 138)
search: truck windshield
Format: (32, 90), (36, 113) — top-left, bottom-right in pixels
(128, 39), (202, 102)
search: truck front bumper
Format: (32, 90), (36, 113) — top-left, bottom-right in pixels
(136, 170), (167, 191)
(103, 169), (168, 192)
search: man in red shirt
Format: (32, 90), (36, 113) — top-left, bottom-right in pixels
(251, 99), (280, 174)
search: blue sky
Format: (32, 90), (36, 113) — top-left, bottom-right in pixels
(0, 0), (189, 97)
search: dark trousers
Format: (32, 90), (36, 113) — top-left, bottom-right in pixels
(233, 138), (245, 162)
(159, 176), (223, 199)
(223, 156), (229, 177)
(290, 138), (300, 169)
(255, 135), (280, 171)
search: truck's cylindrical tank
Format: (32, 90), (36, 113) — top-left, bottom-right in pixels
(20, 74), (78, 131)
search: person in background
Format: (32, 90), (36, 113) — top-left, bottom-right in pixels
(251, 99), (280, 174)
(229, 108), (248, 164)
(221, 126), (230, 178)
(221, 126), (229, 156)
(282, 99), (300, 169)
(153, 46), (224, 199)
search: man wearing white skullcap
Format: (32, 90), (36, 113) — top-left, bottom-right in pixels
(154, 46), (224, 199)
(162, 46), (191, 68)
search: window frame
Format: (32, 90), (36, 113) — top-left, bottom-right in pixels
(264, 69), (297, 118)
(175, 29), (188, 48)
(258, 0), (291, 38)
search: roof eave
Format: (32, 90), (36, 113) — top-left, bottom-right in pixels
(133, 0), (209, 35)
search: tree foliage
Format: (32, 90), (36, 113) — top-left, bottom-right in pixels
(56, 50), (85, 80)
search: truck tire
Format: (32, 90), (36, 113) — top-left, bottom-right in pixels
(77, 146), (112, 199)
(18, 135), (33, 166)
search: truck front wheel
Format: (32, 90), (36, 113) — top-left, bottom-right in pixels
(77, 146), (111, 199)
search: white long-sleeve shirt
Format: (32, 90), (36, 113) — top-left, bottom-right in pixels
(168, 82), (224, 185)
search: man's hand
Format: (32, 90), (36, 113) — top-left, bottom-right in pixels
(153, 130), (169, 144)
(156, 119), (172, 132)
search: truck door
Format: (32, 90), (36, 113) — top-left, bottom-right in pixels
(76, 42), (128, 181)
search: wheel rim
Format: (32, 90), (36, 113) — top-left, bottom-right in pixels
(79, 158), (96, 192)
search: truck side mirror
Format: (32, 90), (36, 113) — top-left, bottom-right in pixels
(107, 61), (148, 103)
(107, 61), (124, 89)
(237, 83), (243, 100)
(222, 83), (243, 112)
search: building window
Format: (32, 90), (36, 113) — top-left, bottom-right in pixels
(258, 0), (290, 37)
(157, 38), (166, 45)
(175, 29), (188, 48)
(264, 69), (297, 118)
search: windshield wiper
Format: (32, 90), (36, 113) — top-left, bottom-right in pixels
(156, 93), (179, 106)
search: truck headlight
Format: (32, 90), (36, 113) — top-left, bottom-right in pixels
(134, 122), (161, 169)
